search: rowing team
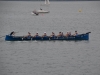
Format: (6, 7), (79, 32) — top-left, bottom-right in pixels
(9, 31), (78, 37)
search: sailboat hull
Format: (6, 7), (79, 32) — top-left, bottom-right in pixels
(37, 10), (50, 13)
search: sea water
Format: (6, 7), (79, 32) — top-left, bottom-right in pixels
(0, 1), (100, 75)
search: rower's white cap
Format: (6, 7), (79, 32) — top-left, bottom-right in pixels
(36, 32), (38, 33)
(44, 32), (46, 33)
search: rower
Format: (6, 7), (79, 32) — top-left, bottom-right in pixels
(73, 31), (78, 36)
(61, 32), (64, 36)
(68, 32), (71, 36)
(34, 32), (39, 37)
(27, 32), (32, 38)
(50, 32), (56, 37)
(65, 31), (69, 37)
(57, 32), (62, 37)
(42, 32), (47, 37)
(24, 32), (32, 38)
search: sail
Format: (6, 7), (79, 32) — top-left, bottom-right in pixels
(45, 0), (50, 4)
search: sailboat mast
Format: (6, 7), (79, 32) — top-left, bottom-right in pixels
(47, 0), (50, 4)
(45, 0), (50, 4)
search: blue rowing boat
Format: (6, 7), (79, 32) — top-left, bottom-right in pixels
(5, 32), (91, 41)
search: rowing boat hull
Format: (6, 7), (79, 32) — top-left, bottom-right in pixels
(5, 32), (90, 41)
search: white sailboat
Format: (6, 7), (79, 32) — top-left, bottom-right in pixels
(32, 0), (50, 15)
(37, 0), (50, 13)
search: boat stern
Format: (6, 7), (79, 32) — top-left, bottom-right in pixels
(5, 35), (12, 41)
